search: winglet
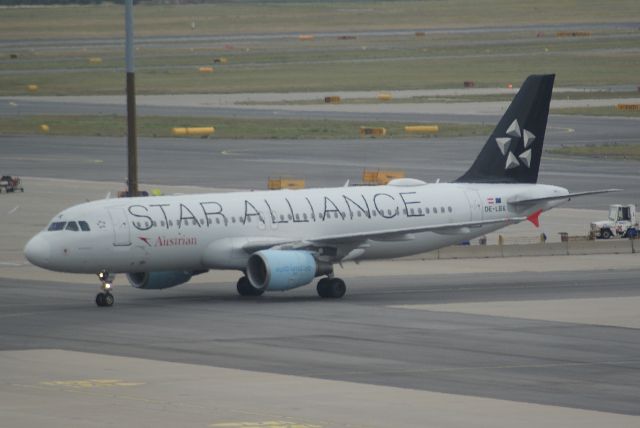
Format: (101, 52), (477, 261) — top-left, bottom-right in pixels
(527, 209), (543, 227)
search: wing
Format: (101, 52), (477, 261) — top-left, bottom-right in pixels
(240, 216), (526, 261)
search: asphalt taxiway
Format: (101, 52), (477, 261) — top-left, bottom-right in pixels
(1, 177), (639, 427)
(1, 268), (640, 427)
(1, 90), (639, 426)
(2, 131), (638, 208)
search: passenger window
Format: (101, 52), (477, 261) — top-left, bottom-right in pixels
(216, 218), (220, 224)
(161, 221), (166, 227)
(440, 207), (445, 213)
(303, 213), (308, 221)
(425, 207), (430, 214)
(410, 208), (415, 215)
(48, 222), (66, 231)
(357, 211), (362, 217)
(448, 206), (453, 213)
(65, 221), (79, 231)
(246, 216), (252, 223)
(433, 207), (438, 214)
(231, 217), (236, 223)
(79, 221), (90, 231)
(418, 208), (423, 215)
(280, 214), (285, 221)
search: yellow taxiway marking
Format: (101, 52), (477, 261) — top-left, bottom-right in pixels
(210, 422), (322, 428)
(40, 379), (144, 388)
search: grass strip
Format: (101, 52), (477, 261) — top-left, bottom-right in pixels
(549, 144), (640, 160)
(551, 106), (640, 117)
(0, 115), (493, 140)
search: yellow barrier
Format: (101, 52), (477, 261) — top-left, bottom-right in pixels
(377, 93), (392, 101)
(298, 35), (315, 41)
(362, 169), (405, 185)
(171, 127), (215, 137)
(88, 57), (102, 64)
(27, 84), (38, 92)
(40, 124), (50, 133)
(404, 125), (439, 133)
(360, 127), (387, 137)
(198, 66), (214, 73)
(617, 104), (640, 111)
(324, 96), (341, 104)
(213, 57), (228, 64)
(268, 177), (305, 190)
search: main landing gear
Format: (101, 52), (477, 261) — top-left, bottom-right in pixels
(95, 270), (114, 307)
(316, 277), (346, 299)
(236, 276), (265, 297)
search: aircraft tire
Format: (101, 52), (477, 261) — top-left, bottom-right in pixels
(95, 293), (105, 307)
(328, 278), (346, 298)
(237, 276), (264, 297)
(317, 278), (346, 299)
(104, 293), (114, 307)
(317, 278), (330, 298)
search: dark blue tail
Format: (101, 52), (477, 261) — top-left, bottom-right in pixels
(456, 74), (555, 184)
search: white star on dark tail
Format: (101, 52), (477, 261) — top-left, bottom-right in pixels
(506, 119), (521, 138)
(523, 129), (535, 149)
(519, 149), (532, 167)
(505, 152), (519, 169)
(495, 137), (511, 155)
(495, 119), (536, 170)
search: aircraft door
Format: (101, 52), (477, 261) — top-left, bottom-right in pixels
(464, 190), (483, 221)
(107, 207), (131, 246)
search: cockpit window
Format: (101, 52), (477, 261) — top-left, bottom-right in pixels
(79, 221), (90, 231)
(47, 222), (66, 231)
(65, 221), (79, 231)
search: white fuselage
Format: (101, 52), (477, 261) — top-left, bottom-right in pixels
(24, 180), (569, 274)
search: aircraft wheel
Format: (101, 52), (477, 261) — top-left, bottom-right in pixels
(104, 293), (114, 307)
(95, 293), (105, 307)
(317, 278), (330, 298)
(237, 276), (264, 297)
(601, 229), (612, 239)
(318, 278), (346, 299)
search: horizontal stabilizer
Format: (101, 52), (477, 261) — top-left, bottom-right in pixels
(508, 189), (621, 206)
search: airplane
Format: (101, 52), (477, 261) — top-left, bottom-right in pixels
(24, 74), (615, 307)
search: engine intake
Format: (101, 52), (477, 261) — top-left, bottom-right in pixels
(247, 250), (330, 291)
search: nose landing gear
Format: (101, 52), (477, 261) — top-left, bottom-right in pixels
(96, 270), (115, 307)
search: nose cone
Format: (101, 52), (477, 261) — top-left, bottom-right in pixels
(24, 234), (51, 268)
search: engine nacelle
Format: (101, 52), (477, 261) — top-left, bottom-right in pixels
(247, 250), (329, 291)
(127, 270), (193, 290)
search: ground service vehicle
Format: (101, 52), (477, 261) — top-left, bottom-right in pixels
(0, 176), (24, 193)
(591, 204), (638, 239)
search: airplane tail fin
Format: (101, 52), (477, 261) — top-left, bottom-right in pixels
(455, 74), (555, 184)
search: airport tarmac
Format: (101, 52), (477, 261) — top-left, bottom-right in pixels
(2, 132), (638, 208)
(1, 83), (639, 426)
(1, 177), (640, 427)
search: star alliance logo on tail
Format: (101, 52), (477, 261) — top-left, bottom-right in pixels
(495, 119), (535, 170)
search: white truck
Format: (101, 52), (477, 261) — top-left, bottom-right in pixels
(591, 204), (638, 239)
